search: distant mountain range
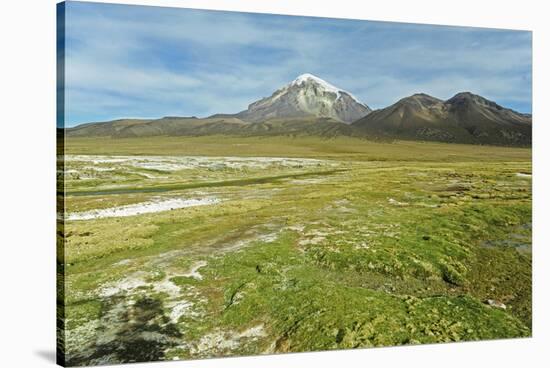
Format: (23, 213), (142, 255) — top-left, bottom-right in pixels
(353, 92), (531, 145)
(66, 74), (531, 146)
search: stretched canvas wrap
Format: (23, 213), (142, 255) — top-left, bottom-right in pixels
(56, 1), (533, 366)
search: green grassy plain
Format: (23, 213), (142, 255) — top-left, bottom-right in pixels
(59, 136), (532, 365)
(65, 135), (531, 161)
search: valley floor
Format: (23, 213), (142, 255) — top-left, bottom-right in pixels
(58, 137), (532, 365)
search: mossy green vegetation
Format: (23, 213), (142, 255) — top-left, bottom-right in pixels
(59, 136), (531, 365)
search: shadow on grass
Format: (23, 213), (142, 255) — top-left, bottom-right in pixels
(67, 295), (182, 366)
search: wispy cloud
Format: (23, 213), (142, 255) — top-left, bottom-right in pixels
(62, 1), (532, 126)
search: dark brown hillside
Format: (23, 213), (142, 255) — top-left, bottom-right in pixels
(352, 92), (531, 146)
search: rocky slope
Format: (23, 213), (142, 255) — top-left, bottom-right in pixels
(352, 92), (531, 145)
(233, 73), (372, 124)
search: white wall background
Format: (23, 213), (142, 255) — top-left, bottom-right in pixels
(0, 0), (548, 367)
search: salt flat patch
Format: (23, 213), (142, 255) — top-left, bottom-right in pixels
(64, 154), (335, 173)
(169, 301), (193, 323)
(181, 261), (208, 280)
(299, 229), (329, 246)
(287, 224), (305, 232)
(153, 278), (182, 298)
(112, 259), (131, 267)
(289, 177), (327, 185)
(83, 166), (115, 172)
(99, 273), (185, 300)
(219, 229), (281, 253)
(191, 324), (267, 355)
(99, 273), (203, 323)
(99, 278), (147, 298)
(65, 197), (220, 221)
(129, 171), (164, 179)
(516, 172), (532, 178)
(239, 324), (267, 338)
(256, 233), (279, 243)
(388, 198), (409, 206)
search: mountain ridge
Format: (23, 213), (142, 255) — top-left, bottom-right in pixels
(352, 91), (531, 145)
(65, 74), (531, 146)
(232, 73), (372, 124)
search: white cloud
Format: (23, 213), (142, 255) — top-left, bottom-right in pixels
(63, 2), (532, 125)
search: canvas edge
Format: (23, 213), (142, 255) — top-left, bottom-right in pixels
(56, 1), (67, 367)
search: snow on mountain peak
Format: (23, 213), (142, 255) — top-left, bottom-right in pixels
(290, 73), (365, 106)
(292, 73), (341, 95)
(235, 73), (372, 124)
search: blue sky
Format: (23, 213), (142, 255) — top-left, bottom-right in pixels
(61, 1), (532, 127)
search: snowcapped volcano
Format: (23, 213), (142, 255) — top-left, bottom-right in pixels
(290, 73), (361, 102)
(236, 73), (372, 123)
